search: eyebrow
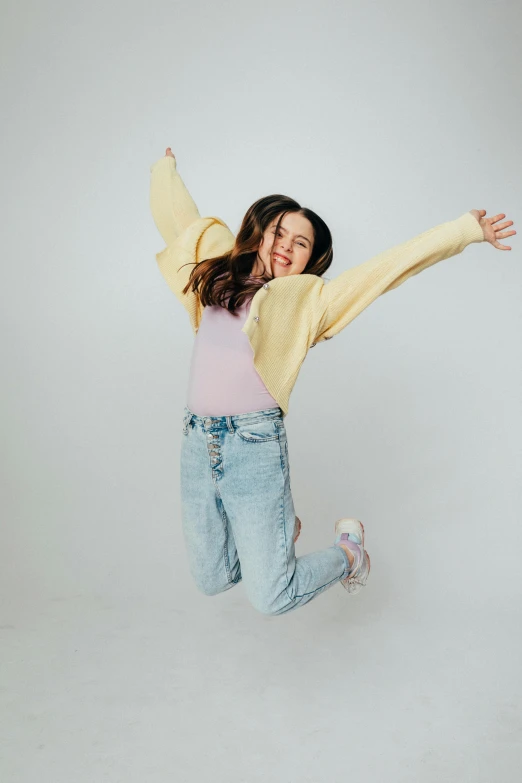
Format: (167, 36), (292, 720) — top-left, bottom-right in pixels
(271, 224), (312, 244)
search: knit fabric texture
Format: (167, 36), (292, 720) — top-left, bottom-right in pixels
(149, 155), (484, 416)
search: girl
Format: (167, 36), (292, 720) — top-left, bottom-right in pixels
(149, 147), (515, 616)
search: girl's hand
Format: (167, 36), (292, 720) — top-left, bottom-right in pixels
(469, 209), (516, 250)
(165, 147), (175, 160)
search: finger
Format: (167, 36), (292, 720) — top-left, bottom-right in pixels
(494, 242), (512, 250)
(490, 213), (507, 224)
(495, 230), (516, 239)
(494, 220), (515, 231)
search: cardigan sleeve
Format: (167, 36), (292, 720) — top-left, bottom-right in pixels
(311, 211), (484, 343)
(149, 155), (201, 246)
(155, 217), (236, 313)
(149, 155), (236, 321)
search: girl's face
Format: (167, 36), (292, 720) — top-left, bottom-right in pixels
(254, 212), (314, 277)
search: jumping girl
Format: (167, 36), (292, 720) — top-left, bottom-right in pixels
(149, 146), (515, 616)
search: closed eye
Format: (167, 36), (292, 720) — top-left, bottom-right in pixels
(272, 229), (306, 247)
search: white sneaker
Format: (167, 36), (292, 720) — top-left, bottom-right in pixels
(334, 518), (371, 594)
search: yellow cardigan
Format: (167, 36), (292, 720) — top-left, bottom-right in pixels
(149, 155), (484, 416)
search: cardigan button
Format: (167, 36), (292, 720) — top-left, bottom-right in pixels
(254, 316), (260, 322)
(263, 283), (269, 289)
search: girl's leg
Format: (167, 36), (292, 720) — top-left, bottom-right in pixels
(180, 408), (242, 595)
(216, 412), (352, 616)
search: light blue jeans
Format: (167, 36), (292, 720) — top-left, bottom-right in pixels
(180, 405), (351, 615)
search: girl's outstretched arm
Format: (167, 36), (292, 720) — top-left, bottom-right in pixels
(310, 210), (490, 344)
(149, 148), (201, 246)
(148, 148), (236, 330)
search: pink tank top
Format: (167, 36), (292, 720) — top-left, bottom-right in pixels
(186, 282), (280, 417)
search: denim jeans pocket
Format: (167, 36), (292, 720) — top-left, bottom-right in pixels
(234, 419), (280, 443)
(182, 411), (193, 435)
(273, 420), (290, 482)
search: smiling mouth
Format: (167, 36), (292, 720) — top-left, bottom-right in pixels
(274, 253), (291, 266)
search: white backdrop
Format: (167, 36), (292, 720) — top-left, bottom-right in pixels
(1, 1), (521, 781)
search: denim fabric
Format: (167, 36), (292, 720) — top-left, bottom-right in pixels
(180, 405), (351, 616)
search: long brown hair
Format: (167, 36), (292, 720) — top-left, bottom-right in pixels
(180, 194), (333, 315)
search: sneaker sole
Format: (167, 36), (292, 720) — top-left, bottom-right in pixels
(334, 517), (365, 547)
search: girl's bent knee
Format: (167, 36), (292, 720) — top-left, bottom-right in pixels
(195, 577), (239, 596)
(249, 592), (296, 616)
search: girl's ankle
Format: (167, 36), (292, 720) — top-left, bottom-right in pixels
(338, 542), (355, 568)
